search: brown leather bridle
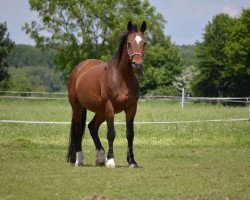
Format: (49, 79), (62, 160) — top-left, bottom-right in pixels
(127, 42), (144, 61)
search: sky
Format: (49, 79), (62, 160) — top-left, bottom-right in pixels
(0, 0), (249, 45)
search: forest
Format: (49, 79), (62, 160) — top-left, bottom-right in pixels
(6, 45), (66, 92)
(0, 0), (249, 97)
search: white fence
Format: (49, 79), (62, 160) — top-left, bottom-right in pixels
(0, 90), (249, 124)
(0, 90), (249, 103)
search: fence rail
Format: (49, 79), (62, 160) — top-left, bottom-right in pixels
(1, 91), (249, 124)
(0, 90), (249, 103)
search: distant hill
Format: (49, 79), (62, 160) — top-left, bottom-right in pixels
(177, 45), (198, 68)
(6, 44), (66, 92)
(7, 44), (56, 68)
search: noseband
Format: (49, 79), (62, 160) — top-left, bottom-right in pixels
(127, 42), (144, 61)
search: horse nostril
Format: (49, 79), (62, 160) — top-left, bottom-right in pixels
(132, 62), (137, 69)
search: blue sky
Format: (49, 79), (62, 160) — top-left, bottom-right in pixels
(0, 0), (249, 45)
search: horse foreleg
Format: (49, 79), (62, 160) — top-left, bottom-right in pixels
(126, 105), (138, 168)
(105, 101), (116, 168)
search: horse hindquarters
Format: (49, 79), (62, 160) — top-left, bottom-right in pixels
(67, 109), (87, 165)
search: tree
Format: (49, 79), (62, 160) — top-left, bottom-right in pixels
(24, 0), (181, 95)
(141, 37), (181, 95)
(192, 10), (250, 97)
(173, 65), (198, 96)
(0, 22), (14, 90)
(192, 14), (234, 97)
(24, 0), (164, 73)
(223, 9), (250, 96)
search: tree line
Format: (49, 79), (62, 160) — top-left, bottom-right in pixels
(0, 0), (249, 97)
(193, 9), (250, 97)
(0, 41), (66, 92)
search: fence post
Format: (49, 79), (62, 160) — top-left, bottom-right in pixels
(181, 88), (185, 108)
(247, 97), (250, 121)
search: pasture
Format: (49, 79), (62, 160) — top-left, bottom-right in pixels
(0, 98), (249, 199)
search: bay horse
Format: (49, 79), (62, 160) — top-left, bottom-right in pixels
(67, 21), (146, 168)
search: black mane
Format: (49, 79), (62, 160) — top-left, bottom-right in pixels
(111, 24), (138, 64)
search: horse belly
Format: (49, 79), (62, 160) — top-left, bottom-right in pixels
(80, 95), (104, 113)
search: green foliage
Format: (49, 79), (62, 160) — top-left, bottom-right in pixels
(194, 13), (234, 97)
(0, 22), (14, 90)
(141, 37), (181, 95)
(178, 45), (198, 68)
(223, 9), (250, 96)
(24, 0), (181, 95)
(7, 44), (56, 68)
(192, 9), (250, 97)
(171, 45), (198, 95)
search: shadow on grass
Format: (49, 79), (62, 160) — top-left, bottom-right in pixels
(69, 163), (143, 169)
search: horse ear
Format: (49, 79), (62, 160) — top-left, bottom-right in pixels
(140, 21), (146, 33)
(127, 21), (133, 32)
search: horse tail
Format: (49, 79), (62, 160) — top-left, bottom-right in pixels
(67, 109), (87, 164)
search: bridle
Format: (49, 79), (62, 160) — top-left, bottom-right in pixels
(127, 42), (144, 62)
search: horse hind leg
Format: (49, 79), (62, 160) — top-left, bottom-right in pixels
(67, 108), (87, 166)
(88, 113), (106, 166)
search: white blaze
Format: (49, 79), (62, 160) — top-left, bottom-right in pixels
(135, 35), (142, 44)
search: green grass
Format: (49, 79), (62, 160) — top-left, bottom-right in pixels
(0, 99), (250, 200)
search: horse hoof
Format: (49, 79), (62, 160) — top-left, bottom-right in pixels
(75, 151), (83, 167)
(96, 161), (105, 166)
(75, 163), (83, 167)
(106, 158), (116, 168)
(129, 163), (139, 168)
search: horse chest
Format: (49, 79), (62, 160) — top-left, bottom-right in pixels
(115, 92), (129, 104)
(112, 92), (129, 113)
(106, 70), (139, 112)
(108, 83), (131, 110)
(112, 87), (138, 113)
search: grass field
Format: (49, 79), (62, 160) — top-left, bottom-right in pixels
(0, 98), (249, 200)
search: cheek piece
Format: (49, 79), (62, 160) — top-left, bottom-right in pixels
(126, 42), (144, 62)
(127, 42), (144, 75)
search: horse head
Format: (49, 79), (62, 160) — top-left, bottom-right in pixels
(126, 21), (147, 75)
